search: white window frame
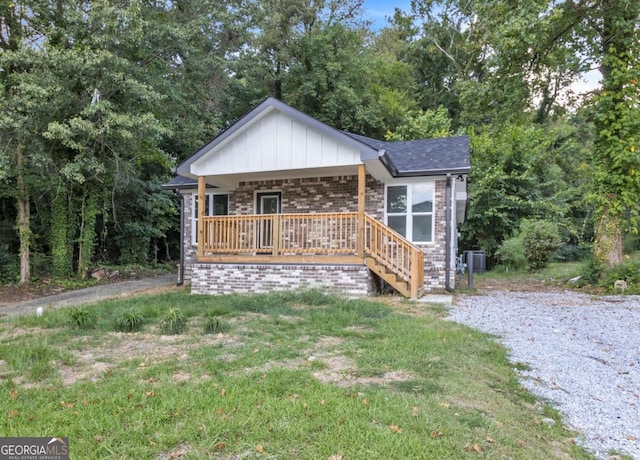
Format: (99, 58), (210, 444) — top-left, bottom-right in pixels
(253, 190), (282, 214)
(384, 181), (435, 243)
(191, 191), (229, 245)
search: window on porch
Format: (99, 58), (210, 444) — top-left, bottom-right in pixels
(385, 184), (433, 243)
(192, 193), (228, 244)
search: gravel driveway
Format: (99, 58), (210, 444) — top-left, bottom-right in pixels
(449, 290), (640, 460)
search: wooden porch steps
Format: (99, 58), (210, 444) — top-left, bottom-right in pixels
(365, 256), (422, 299)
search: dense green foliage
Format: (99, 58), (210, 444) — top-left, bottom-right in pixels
(1, 0), (638, 282)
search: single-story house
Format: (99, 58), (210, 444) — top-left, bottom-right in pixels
(163, 97), (470, 298)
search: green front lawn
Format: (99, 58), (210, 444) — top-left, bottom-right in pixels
(0, 290), (592, 459)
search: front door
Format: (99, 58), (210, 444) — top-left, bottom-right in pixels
(257, 192), (281, 250)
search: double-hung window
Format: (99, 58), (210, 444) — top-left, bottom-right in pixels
(385, 183), (434, 243)
(192, 193), (229, 244)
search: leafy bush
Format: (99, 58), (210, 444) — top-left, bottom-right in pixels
(114, 310), (145, 333)
(495, 220), (563, 271)
(30, 252), (53, 279)
(66, 307), (97, 330)
(496, 234), (527, 271)
(520, 219), (563, 271)
(554, 243), (591, 262)
(577, 259), (640, 292)
(602, 262), (640, 292)
(578, 257), (605, 286)
(159, 308), (187, 335)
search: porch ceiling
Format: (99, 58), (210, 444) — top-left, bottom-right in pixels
(192, 164), (362, 190)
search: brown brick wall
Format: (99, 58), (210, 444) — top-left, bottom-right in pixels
(231, 175), (383, 217)
(414, 179), (454, 290)
(191, 263), (374, 297)
(180, 175), (455, 293)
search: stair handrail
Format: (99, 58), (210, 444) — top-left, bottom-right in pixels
(364, 214), (424, 293)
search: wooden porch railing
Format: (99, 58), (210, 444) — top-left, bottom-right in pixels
(202, 212), (359, 255)
(200, 212), (424, 298)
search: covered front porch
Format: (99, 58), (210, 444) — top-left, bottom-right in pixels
(194, 167), (425, 299)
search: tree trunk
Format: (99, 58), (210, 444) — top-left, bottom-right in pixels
(274, 62), (282, 100)
(51, 182), (72, 277)
(16, 143), (31, 284)
(593, 209), (623, 267)
(77, 192), (99, 277)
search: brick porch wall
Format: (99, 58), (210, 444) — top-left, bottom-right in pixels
(181, 191), (197, 284)
(231, 175), (384, 217)
(180, 174), (454, 293)
(191, 263), (374, 297)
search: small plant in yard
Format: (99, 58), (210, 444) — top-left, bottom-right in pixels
(65, 306), (97, 329)
(203, 316), (230, 334)
(113, 310), (145, 332)
(159, 307), (187, 335)
(497, 219), (563, 271)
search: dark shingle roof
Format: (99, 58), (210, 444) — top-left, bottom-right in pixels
(345, 132), (470, 176)
(161, 175), (196, 189)
(161, 175), (220, 190)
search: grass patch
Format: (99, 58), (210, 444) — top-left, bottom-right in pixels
(460, 261), (584, 292)
(483, 262), (583, 282)
(0, 290), (593, 459)
(203, 317), (231, 334)
(113, 309), (145, 333)
(159, 307), (187, 335)
(65, 306), (97, 330)
(0, 336), (75, 381)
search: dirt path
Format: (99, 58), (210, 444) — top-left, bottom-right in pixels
(0, 274), (179, 318)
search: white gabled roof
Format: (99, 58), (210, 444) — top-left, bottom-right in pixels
(177, 97), (384, 188)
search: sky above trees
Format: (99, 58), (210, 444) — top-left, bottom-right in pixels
(363, 0), (412, 28)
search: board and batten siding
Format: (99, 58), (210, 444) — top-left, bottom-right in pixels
(191, 111), (361, 177)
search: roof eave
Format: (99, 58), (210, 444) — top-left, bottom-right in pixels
(393, 167), (471, 177)
(378, 150), (399, 177)
(160, 183), (198, 191)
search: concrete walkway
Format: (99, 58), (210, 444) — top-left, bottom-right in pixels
(0, 274), (178, 318)
(417, 294), (453, 305)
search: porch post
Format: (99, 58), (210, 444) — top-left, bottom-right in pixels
(197, 176), (205, 258)
(272, 214), (281, 256)
(410, 249), (420, 299)
(357, 164), (365, 258)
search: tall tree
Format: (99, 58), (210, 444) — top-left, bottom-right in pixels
(413, 0), (639, 265)
(0, 2), (52, 283)
(229, 0), (366, 112)
(588, 1), (640, 266)
(285, 23), (384, 134)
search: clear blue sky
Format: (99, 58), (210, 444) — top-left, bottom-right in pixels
(362, 1), (412, 29)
